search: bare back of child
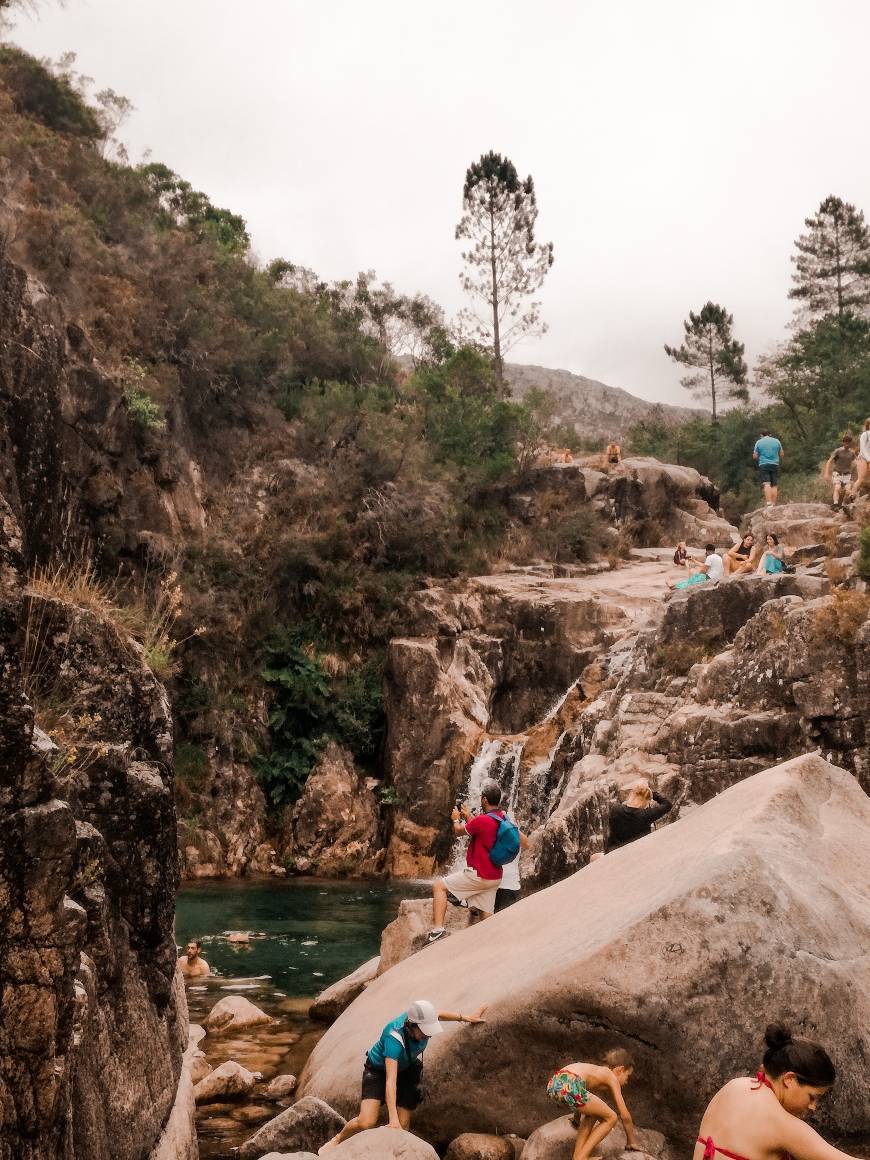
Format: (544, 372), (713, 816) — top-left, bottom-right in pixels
(547, 1050), (640, 1160)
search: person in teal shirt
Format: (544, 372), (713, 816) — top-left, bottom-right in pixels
(319, 999), (487, 1150)
(753, 430), (784, 507)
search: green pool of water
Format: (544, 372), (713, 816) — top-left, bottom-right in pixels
(175, 877), (428, 997)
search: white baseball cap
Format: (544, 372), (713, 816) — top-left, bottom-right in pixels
(406, 1000), (444, 1036)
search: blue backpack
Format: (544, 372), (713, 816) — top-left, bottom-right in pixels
(486, 811), (520, 867)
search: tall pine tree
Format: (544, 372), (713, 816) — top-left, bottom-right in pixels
(664, 302), (748, 423)
(456, 151), (554, 390)
(789, 195), (870, 320)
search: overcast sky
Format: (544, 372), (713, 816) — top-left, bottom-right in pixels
(9, 0), (870, 405)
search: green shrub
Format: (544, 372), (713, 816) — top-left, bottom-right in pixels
(122, 359), (166, 431)
(0, 46), (101, 138)
(253, 630), (385, 810)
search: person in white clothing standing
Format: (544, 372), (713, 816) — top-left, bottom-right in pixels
(494, 820), (530, 912)
(857, 418), (870, 490)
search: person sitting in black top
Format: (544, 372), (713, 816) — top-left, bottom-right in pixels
(606, 779), (673, 852)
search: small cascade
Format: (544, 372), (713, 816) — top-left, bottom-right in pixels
(448, 736), (525, 871)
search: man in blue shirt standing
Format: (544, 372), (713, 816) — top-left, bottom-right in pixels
(752, 429), (784, 507)
(319, 998), (487, 1151)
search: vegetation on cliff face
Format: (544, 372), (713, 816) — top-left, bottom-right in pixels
(0, 45), (602, 817)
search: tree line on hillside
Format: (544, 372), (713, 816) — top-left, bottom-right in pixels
(646, 195), (870, 516)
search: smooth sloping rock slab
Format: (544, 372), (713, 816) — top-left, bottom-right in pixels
(238, 1096), (345, 1158)
(330, 1126), (438, 1157)
(310, 956), (380, 1022)
(300, 755), (870, 1145)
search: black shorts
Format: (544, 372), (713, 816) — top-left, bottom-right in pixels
(360, 1058), (423, 1110)
(758, 464), (779, 485)
(494, 887), (520, 912)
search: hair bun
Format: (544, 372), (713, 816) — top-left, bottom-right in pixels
(764, 1022), (793, 1052)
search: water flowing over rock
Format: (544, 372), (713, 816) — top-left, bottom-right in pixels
(300, 755), (870, 1147)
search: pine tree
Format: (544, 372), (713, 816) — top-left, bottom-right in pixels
(664, 302), (748, 422)
(789, 195), (870, 320)
(455, 151), (554, 390)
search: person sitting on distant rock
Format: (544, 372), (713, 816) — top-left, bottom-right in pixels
(606, 441), (622, 466)
(694, 1022), (860, 1160)
(673, 541), (690, 567)
(667, 543), (723, 590)
(177, 939), (210, 978)
(756, 532), (785, 575)
(427, 779), (507, 943)
(547, 1048), (640, 1160)
(606, 780), (673, 852)
(724, 533), (756, 576)
(318, 999), (487, 1152)
(824, 434), (856, 508)
(753, 429), (784, 507)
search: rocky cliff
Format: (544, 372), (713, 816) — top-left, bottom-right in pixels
(0, 282), (194, 1156)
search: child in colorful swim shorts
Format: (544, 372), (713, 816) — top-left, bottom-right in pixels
(547, 1049), (640, 1160)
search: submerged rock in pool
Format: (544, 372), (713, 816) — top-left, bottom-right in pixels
(231, 1104), (274, 1124)
(205, 994), (271, 1034)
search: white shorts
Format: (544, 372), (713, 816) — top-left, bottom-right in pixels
(441, 867), (501, 916)
(832, 472), (852, 486)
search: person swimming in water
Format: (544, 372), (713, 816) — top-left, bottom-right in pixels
(694, 1023), (860, 1160)
(547, 1048), (640, 1160)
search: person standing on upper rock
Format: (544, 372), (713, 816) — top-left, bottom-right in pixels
(428, 779), (515, 943)
(694, 1023), (860, 1160)
(753, 430), (784, 507)
(824, 434), (856, 508)
(606, 780), (673, 852)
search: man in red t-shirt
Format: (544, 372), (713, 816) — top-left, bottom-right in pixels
(428, 780), (504, 943)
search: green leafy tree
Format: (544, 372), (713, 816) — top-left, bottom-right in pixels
(664, 301), (748, 422)
(456, 151), (554, 390)
(789, 195), (870, 320)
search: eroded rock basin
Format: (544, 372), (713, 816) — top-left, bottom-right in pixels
(176, 878), (427, 1158)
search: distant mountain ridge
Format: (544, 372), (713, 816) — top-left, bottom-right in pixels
(505, 362), (705, 444)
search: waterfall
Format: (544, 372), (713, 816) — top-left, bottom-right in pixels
(447, 737), (525, 872)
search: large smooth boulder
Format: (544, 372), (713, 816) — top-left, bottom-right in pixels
(310, 956), (380, 1022)
(238, 1096), (345, 1158)
(300, 755), (870, 1145)
(193, 1059), (257, 1103)
(523, 1119), (666, 1160)
(378, 900), (471, 974)
(204, 994), (271, 1034)
(329, 1126), (438, 1157)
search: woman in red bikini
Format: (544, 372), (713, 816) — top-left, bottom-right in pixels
(695, 1024), (857, 1160)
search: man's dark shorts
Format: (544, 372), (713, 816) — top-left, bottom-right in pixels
(495, 887), (520, 912)
(361, 1058), (423, 1109)
(758, 464), (780, 486)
